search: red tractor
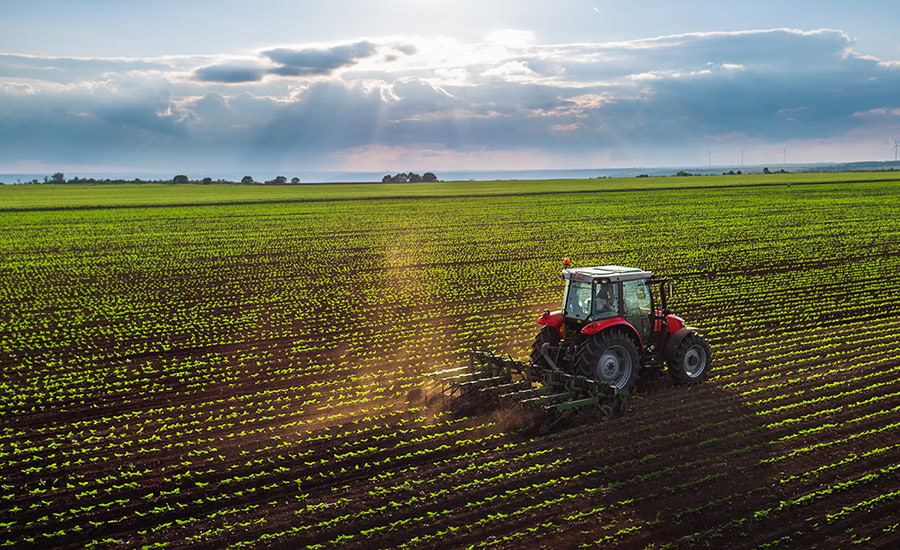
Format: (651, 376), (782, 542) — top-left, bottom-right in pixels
(437, 260), (711, 424)
(531, 260), (711, 391)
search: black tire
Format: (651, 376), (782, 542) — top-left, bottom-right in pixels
(575, 329), (640, 391)
(668, 333), (712, 384)
(530, 326), (561, 367)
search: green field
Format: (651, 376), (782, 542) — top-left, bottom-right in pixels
(3, 171), (899, 209)
(1, 173), (899, 548)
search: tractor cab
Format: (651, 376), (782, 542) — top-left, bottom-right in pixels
(557, 264), (675, 347)
(562, 265), (654, 338)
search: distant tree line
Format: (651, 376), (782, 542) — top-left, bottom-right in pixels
(4, 172), (445, 185)
(382, 172), (438, 183)
(6, 173), (304, 185)
(660, 168), (789, 177)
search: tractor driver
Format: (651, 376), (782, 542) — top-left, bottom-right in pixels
(594, 283), (618, 319)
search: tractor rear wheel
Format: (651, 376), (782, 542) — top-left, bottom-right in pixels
(530, 326), (561, 368)
(668, 333), (712, 384)
(575, 329), (640, 391)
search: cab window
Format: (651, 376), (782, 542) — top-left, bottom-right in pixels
(622, 279), (652, 316)
(564, 281), (593, 320)
(592, 282), (619, 320)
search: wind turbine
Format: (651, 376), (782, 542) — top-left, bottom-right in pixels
(892, 138), (899, 161)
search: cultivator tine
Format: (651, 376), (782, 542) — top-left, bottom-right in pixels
(521, 391), (575, 408)
(458, 374), (512, 389)
(442, 370), (492, 396)
(555, 396), (599, 411)
(596, 389), (630, 421)
(488, 380), (532, 395)
(503, 385), (551, 401)
(441, 371), (485, 384)
(611, 390), (630, 417)
(431, 366), (471, 377)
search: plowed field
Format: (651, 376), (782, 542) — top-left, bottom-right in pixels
(1, 174), (898, 549)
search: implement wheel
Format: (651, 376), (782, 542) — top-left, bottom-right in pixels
(668, 333), (712, 384)
(575, 329), (640, 391)
(530, 326), (561, 368)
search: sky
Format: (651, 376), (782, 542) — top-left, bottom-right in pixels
(1, 0), (899, 177)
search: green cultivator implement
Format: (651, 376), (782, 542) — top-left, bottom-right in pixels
(436, 350), (630, 431)
(435, 260), (711, 430)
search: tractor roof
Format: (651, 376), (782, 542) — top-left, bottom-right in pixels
(561, 265), (653, 283)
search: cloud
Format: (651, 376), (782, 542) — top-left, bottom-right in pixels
(1, 29), (899, 172)
(193, 63), (267, 83)
(193, 41), (384, 83)
(264, 41), (377, 76)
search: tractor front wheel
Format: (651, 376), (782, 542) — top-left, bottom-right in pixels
(575, 329), (640, 391)
(668, 333), (712, 384)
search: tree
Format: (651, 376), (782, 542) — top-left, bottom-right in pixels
(382, 172), (436, 183)
(173, 174), (189, 184)
(272, 176), (287, 185)
(201, 177), (213, 184)
(241, 176), (254, 184)
(51, 172), (66, 183)
(291, 177), (300, 184)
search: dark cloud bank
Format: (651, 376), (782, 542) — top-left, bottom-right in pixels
(1, 29), (898, 170)
(193, 41), (382, 83)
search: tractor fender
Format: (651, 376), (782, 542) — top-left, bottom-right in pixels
(665, 326), (699, 361)
(581, 318), (643, 348)
(538, 309), (565, 329)
(664, 313), (686, 333)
